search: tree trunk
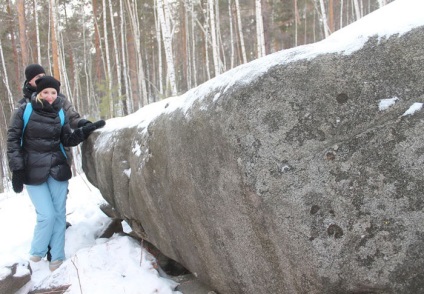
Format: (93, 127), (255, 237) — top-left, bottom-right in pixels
(234, 0), (247, 64)
(102, 0), (113, 117)
(50, 0), (60, 79)
(228, 0), (235, 69)
(154, 1), (164, 96)
(216, 0), (226, 72)
(317, 0), (331, 38)
(184, 0), (191, 89)
(190, 0), (197, 87)
(256, 0), (266, 58)
(120, 0), (131, 115)
(0, 39), (14, 112)
(293, 0), (299, 47)
(7, 0), (20, 93)
(352, 0), (362, 20)
(328, 0), (334, 33)
(209, 0), (220, 76)
(108, 0), (123, 116)
(91, 0), (103, 82)
(126, 0), (147, 107)
(157, 0), (177, 96)
(17, 0), (28, 67)
(33, 0), (41, 63)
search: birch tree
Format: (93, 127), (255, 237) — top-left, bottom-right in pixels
(126, 0), (147, 107)
(0, 39), (14, 111)
(154, 2), (164, 95)
(157, 0), (177, 96)
(352, 0), (362, 20)
(317, 0), (331, 38)
(255, 0), (266, 58)
(294, 0), (299, 47)
(190, 0), (197, 87)
(208, 0), (220, 76)
(108, 0), (123, 116)
(215, 0), (226, 72)
(234, 0), (247, 64)
(184, 0), (192, 89)
(228, 0), (235, 69)
(120, 0), (131, 114)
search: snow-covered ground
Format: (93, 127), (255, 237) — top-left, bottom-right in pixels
(0, 174), (181, 293)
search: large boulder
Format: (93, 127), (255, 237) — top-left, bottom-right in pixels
(82, 3), (424, 293)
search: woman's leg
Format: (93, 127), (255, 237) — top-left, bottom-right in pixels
(46, 176), (68, 262)
(26, 182), (55, 258)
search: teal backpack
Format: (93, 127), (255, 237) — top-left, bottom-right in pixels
(21, 103), (67, 158)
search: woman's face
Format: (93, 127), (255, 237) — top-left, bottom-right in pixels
(40, 88), (58, 104)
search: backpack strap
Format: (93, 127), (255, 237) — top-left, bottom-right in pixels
(58, 108), (65, 125)
(21, 104), (67, 158)
(21, 103), (33, 147)
(58, 109), (67, 158)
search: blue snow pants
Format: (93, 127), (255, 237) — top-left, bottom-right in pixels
(26, 176), (68, 262)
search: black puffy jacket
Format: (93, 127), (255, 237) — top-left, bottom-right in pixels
(7, 96), (86, 185)
(20, 81), (90, 129)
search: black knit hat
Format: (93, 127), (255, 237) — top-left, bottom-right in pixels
(25, 64), (46, 81)
(35, 76), (61, 94)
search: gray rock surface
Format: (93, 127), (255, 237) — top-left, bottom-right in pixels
(82, 24), (424, 294)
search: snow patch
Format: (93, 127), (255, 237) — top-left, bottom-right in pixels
(123, 168), (131, 178)
(379, 97), (399, 111)
(402, 103), (423, 116)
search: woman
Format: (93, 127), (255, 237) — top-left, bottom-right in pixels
(7, 76), (105, 271)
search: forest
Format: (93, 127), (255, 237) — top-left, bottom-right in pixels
(0, 0), (393, 191)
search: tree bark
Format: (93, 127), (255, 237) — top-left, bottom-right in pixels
(209, 0), (220, 76)
(108, 0), (123, 115)
(352, 0), (362, 20)
(234, 0), (247, 63)
(17, 0), (28, 67)
(0, 39), (14, 112)
(228, 0), (235, 68)
(328, 0), (334, 33)
(154, 1), (164, 96)
(317, 0), (331, 38)
(126, 0), (147, 107)
(50, 0), (60, 79)
(33, 0), (41, 63)
(256, 0), (266, 58)
(120, 0), (131, 115)
(102, 0), (113, 117)
(157, 0), (178, 96)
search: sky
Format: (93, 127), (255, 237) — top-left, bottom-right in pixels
(1, 0), (424, 293)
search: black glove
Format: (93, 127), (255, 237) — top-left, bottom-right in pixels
(77, 119), (93, 128)
(12, 170), (25, 193)
(81, 120), (106, 138)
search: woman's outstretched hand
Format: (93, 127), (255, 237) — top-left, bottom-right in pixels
(81, 120), (106, 138)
